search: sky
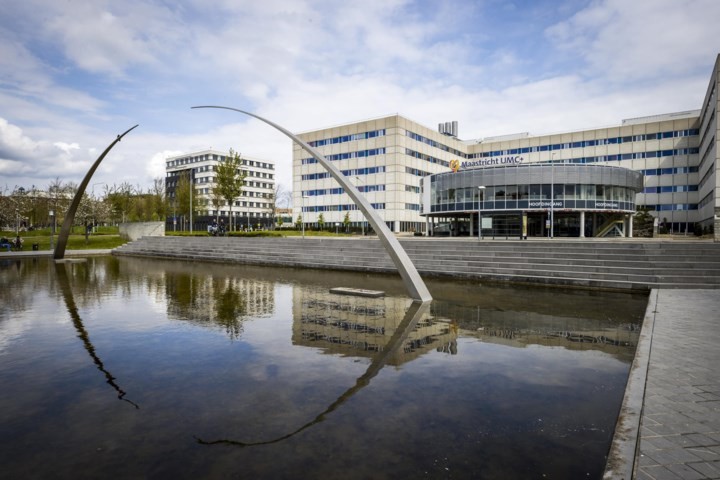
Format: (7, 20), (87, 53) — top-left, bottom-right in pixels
(1, 0), (719, 198)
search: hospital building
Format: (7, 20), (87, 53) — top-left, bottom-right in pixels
(292, 54), (720, 239)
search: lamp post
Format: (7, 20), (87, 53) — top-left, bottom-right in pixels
(189, 168), (194, 234)
(302, 194), (309, 238)
(355, 176), (366, 235)
(477, 186), (486, 240)
(49, 210), (55, 251)
(550, 153), (555, 239)
(91, 182), (105, 233)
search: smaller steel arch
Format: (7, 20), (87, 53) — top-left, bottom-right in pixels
(54, 125), (138, 260)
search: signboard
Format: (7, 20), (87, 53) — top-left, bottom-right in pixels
(528, 200), (563, 208)
(481, 217), (492, 229)
(461, 155), (524, 170)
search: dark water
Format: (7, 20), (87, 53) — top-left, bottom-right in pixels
(0, 256), (647, 479)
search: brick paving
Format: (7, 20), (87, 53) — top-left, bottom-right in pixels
(607, 289), (720, 479)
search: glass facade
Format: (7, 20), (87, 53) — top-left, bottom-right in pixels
(426, 164), (643, 216)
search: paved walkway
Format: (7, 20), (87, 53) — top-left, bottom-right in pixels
(0, 249), (111, 258)
(606, 289), (720, 479)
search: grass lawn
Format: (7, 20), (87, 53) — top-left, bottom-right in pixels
(2, 229), (127, 252)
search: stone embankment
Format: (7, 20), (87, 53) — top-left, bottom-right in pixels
(112, 236), (720, 291)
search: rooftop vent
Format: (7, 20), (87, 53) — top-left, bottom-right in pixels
(438, 121), (458, 137)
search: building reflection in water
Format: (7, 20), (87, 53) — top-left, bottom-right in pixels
(293, 288), (458, 362)
(118, 257), (275, 340)
(164, 274), (274, 339)
(196, 297), (432, 447)
(430, 301), (639, 355)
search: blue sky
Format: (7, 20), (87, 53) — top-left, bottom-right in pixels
(1, 0), (719, 196)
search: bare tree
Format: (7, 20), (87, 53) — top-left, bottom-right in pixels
(106, 182), (135, 223)
(272, 184), (291, 230)
(47, 177), (73, 228)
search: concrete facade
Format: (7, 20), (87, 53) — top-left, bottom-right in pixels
(293, 54), (720, 237)
(166, 149), (276, 227)
(119, 221), (164, 241)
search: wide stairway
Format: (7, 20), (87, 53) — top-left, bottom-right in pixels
(113, 236), (720, 291)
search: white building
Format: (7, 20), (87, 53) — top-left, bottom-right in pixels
(166, 149), (275, 230)
(293, 53), (720, 237)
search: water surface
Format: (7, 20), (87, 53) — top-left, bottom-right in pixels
(0, 256), (647, 479)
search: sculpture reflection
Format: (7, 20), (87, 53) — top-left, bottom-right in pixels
(195, 299), (435, 447)
(55, 262), (139, 409)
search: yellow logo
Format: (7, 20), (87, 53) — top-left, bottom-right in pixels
(450, 159), (460, 173)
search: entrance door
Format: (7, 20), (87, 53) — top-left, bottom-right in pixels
(527, 215), (544, 237)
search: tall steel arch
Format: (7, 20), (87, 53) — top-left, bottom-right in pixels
(192, 106), (431, 302)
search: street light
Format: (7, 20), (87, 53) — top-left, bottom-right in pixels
(355, 176), (366, 235)
(302, 194), (309, 238)
(550, 153), (555, 239)
(49, 210), (55, 251)
(189, 168), (194, 233)
(91, 182), (105, 233)
(477, 186), (486, 240)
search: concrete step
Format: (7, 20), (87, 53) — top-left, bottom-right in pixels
(113, 236), (720, 291)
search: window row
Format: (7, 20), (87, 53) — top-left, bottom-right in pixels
(641, 166), (699, 176)
(433, 184), (637, 204)
(302, 184), (386, 196)
(405, 131), (465, 157)
(642, 185), (698, 193)
(167, 155), (274, 170)
(529, 148), (699, 165)
(307, 129), (386, 147)
(301, 148), (386, 165)
(469, 130), (700, 159)
(405, 148), (450, 168)
(301, 166), (387, 181)
(405, 166), (432, 177)
(649, 204), (698, 211)
(302, 203), (385, 213)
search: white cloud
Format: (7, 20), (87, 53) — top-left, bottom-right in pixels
(546, 0), (720, 80)
(0, 0), (718, 196)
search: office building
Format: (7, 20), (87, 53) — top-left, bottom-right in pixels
(166, 149), (276, 230)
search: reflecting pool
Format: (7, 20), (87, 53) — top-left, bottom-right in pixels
(0, 256), (647, 479)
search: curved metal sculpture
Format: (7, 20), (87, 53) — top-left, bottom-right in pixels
(54, 125), (138, 260)
(191, 106), (432, 302)
(194, 300), (429, 447)
(55, 263), (139, 409)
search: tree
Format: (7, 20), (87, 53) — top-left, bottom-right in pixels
(271, 183), (290, 230)
(295, 214), (302, 230)
(633, 207), (655, 238)
(216, 148), (246, 232)
(106, 182), (134, 223)
(150, 177), (167, 221)
(318, 213), (325, 231)
(47, 177), (73, 228)
(207, 187), (224, 223)
(343, 211), (351, 233)
(174, 171), (192, 229)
